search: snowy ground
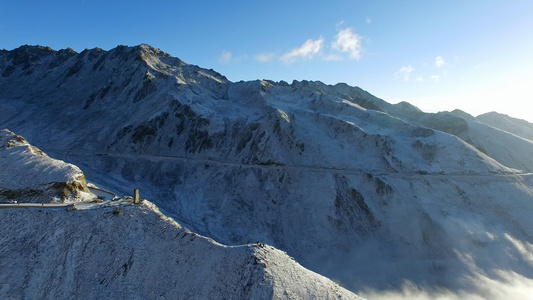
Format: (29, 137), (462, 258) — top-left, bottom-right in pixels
(0, 129), (94, 203)
(0, 198), (362, 299)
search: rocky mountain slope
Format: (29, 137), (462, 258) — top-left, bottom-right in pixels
(0, 132), (361, 299)
(477, 111), (533, 141)
(1, 44), (533, 297)
(0, 129), (93, 203)
(414, 110), (533, 172)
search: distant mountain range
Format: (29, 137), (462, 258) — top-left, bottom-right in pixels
(1, 44), (532, 298)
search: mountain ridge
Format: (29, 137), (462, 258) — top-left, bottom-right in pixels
(0, 129), (93, 203)
(1, 44), (533, 297)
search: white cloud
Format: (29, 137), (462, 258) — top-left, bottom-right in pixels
(332, 28), (362, 60)
(366, 17), (372, 24)
(254, 25), (364, 65)
(430, 75), (440, 82)
(395, 65), (414, 82)
(280, 38), (324, 64)
(254, 52), (275, 63)
(218, 51), (232, 64)
(415, 76), (424, 82)
(324, 54), (344, 61)
(435, 56), (445, 67)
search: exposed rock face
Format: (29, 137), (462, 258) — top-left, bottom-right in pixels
(1, 45), (533, 295)
(0, 129), (92, 203)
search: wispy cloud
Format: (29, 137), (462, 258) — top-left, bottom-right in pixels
(332, 28), (362, 60)
(242, 24), (364, 65)
(395, 65), (414, 82)
(218, 50), (232, 64)
(415, 76), (423, 82)
(254, 52), (275, 63)
(324, 54), (344, 61)
(280, 38), (324, 64)
(366, 17), (372, 24)
(430, 75), (440, 82)
(435, 56), (445, 67)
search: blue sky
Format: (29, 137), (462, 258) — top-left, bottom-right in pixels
(1, 0), (532, 122)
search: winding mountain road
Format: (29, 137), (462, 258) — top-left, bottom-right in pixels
(0, 202), (71, 209)
(93, 152), (533, 179)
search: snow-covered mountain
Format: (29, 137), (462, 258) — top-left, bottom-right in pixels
(414, 110), (533, 172)
(1, 44), (533, 298)
(0, 129), (93, 203)
(476, 111), (533, 141)
(0, 131), (361, 299)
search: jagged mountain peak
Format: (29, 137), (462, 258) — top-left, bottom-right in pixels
(393, 101), (423, 112)
(5, 44), (56, 55)
(0, 44), (520, 174)
(0, 44), (185, 80)
(477, 111), (533, 126)
(448, 109), (475, 120)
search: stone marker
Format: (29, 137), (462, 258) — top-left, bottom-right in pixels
(133, 189), (140, 204)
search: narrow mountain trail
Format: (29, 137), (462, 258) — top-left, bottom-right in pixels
(105, 153), (533, 177)
(0, 203), (72, 209)
(94, 151), (533, 179)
